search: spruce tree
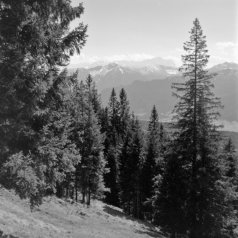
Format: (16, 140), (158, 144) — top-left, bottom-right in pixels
(108, 88), (120, 145)
(220, 138), (238, 235)
(130, 118), (144, 218)
(153, 144), (188, 237)
(104, 88), (121, 206)
(176, 18), (226, 238)
(0, 0), (87, 206)
(141, 106), (160, 217)
(82, 75), (106, 205)
(118, 88), (131, 141)
(69, 79), (87, 201)
(157, 18), (227, 237)
(119, 130), (134, 213)
(119, 116), (144, 218)
(68, 76), (106, 205)
(38, 70), (81, 199)
(223, 138), (237, 179)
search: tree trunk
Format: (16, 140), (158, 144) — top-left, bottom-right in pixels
(136, 190), (140, 219)
(75, 186), (78, 202)
(170, 231), (176, 238)
(87, 188), (91, 207)
(82, 189), (85, 204)
(190, 28), (198, 238)
(71, 187), (74, 200)
(75, 172), (78, 202)
(66, 185), (69, 198)
(128, 200), (131, 215)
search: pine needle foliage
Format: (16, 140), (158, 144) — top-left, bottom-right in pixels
(155, 18), (229, 238)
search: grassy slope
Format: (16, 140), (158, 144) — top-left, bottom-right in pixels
(0, 187), (164, 238)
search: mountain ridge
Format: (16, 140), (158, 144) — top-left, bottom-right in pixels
(68, 61), (237, 91)
(67, 61), (238, 131)
(68, 58), (178, 91)
(100, 63), (238, 127)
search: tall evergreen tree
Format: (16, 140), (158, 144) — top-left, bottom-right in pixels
(119, 116), (144, 218)
(0, 0), (87, 206)
(37, 70), (81, 199)
(141, 106), (160, 216)
(153, 143), (188, 237)
(68, 76), (106, 205)
(223, 138), (237, 180)
(220, 138), (238, 235)
(156, 18), (228, 238)
(108, 88), (120, 146)
(118, 88), (130, 141)
(82, 75), (106, 205)
(68, 79), (87, 201)
(104, 88), (121, 206)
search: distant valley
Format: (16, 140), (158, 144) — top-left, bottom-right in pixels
(68, 60), (238, 131)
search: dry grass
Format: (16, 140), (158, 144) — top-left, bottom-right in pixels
(0, 188), (164, 238)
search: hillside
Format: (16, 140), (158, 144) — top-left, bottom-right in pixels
(0, 187), (163, 238)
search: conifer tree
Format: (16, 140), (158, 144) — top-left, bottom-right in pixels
(104, 88), (121, 206)
(37, 70), (81, 199)
(118, 88), (130, 141)
(108, 88), (120, 145)
(0, 0), (87, 206)
(153, 140), (188, 237)
(141, 106), (160, 216)
(68, 79), (87, 201)
(220, 138), (238, 235)
(69, 76), (106, 205)
(156, 18), (228, 237)
(223, 138), (237, 180)
(91, 81), (102, 115)
(82, 75), (106, 205)
(119, 129), (134, 213)
(176, 18), (226, 238)
(119, 116), (144, 218)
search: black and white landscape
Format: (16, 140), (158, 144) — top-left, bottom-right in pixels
(0, 0), (237, 238)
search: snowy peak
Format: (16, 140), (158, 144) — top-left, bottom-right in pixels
(117, 57), (176, 68)
(83, 62), (177, 78)
(89, 63), (125, 79)
(70, 62), (178, 91)
(209, 62), (238, 72)
(68, 61), (238, 92)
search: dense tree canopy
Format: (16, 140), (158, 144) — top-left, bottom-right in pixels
(0, 0), (87, 206)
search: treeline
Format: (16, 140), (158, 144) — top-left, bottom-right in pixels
(0, 1), (238, 237)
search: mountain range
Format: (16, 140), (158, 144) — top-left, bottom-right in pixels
(68, 59), (238, 131)
(68, 57), (178, 91)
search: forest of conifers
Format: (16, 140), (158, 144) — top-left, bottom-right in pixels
(0, 1), (237, 238)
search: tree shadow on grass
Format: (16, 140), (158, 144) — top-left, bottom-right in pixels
(135, 229), (165, 238)
(103, 204), (165, 237)
(103, 204), (126, 218)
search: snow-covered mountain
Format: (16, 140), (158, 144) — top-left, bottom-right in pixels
(209, 62), (238, 72)
(69, 56), (176, 69)
(68, 58), (178, 91)
(100, 62), (238, 127)
(67, 61), (238, 131)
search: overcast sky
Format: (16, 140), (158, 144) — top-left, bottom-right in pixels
(70, 0), (238, 67)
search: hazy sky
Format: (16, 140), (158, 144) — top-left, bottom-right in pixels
(70, 0), (238, 67)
